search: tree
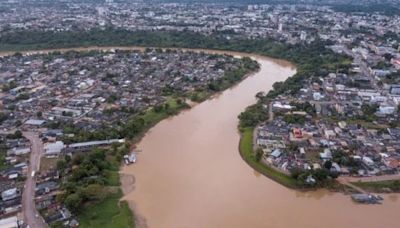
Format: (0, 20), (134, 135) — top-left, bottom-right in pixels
(164, 103), (170, 110)
(64, 154), (71, 164)
(290, 167), (304, 179)
(238, 103), (267, 128)
(0, 112), (8, 124)
(82, 184), (106, 201)
(64, 193), (82, 212)
(323, 160), (332, 170)
(57, 160), (67, 172)
(255, 148), (263, 162)
(7, 130), (23, 139)
(329, 171), (339, 179)
(255, 92), (265, 100)
(313, 168), (329, 181)
(361, 104), (378, 116)
(154, 105), (163, 113)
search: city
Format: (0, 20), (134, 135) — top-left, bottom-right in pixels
(0, 0), (400, 228)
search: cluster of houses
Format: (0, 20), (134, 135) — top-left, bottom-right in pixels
(0, 126), (126, 227)
(1, 1), (399, 45)
(34, 168), (79, 227)
(0, 134), (29, 223)
(256, 36), (400, 180)
(0, 46), (246, 228)
(0, 49), (242, 133)
(37, 129), (127, 227)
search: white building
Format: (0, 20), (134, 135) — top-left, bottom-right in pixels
(44, 141), (65, 157)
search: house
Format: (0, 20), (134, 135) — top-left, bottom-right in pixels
(36, 181), (59, 195)
(331, 162), (341, 173)
(362, 156), (374, 166)
(44, 141), (65, 157)
(63, 139), (125, 153)
(6, 147), (30, 156)
(0, 216), (20, 228)
(24, 119), (46, 126)
(378, 105), (396, 115)
(270, 149), (282, 159)
(324, 129), (336, 139)
(1, 188), (19, 201)
(313, 92), (323, 101)
(390, 85), (400, 95)
(384, 158), (400, 169)
(0, 197), (22, 214)
(320, 148), (332, 160)
(293, 128), (303, 138)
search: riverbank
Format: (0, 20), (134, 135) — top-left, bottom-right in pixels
(238, 127), (300, 189)
(352, 180), (400, 193)
(238, 127), (352, 192)
(0, 47), (261, 227)
(76, 97), (190, 228)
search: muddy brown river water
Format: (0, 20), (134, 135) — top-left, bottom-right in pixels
(1, 47), (399, 228)
(118, 51), (400, 228)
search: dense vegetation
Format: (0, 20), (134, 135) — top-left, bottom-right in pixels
(53, 144), (134, 227)
(238, 103), (267, 128)
(56, 146), (127, 211)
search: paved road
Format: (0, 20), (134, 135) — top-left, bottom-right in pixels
(22, 131), (48, 228)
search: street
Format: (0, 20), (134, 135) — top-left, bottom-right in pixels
(22, 131), (48, 228)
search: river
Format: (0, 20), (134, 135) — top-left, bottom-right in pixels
(1, 47), (399, 228)
(118, 52), (400, 228)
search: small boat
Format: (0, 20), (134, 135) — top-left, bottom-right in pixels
(124, 153), (137, 165)
(351, 194), (383, 204)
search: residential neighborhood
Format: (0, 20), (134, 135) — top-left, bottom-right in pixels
(255, 38), (400, 185)
(0, 49), (252, 227)
(0, 0), (400, 227)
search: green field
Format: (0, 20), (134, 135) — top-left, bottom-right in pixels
(140, 97), (187, 125)
(78, 192), (134, 228)
(239, 127), (299, 188)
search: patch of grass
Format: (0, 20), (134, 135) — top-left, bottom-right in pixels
(352, 180), (400, 193)
(238, 127), (299, 188)
(140, 97), (188, 125)
(105, 171), (120, 186)
(40, 157), (58, 172)
(187, 90), (210, 102)
(78, 191), (134, 228)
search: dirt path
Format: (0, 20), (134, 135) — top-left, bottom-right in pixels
(22, 131), (48, 228)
